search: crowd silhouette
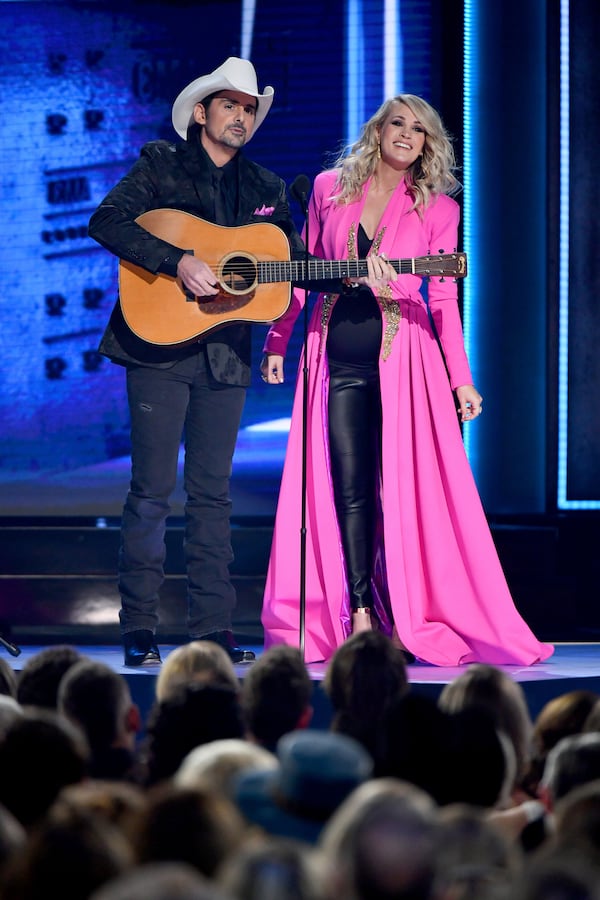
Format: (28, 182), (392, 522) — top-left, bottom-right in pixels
(0, 637), (600, 900)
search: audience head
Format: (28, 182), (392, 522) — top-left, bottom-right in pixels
(378, 692), (453, 800)
(0, 707), (89, 828)
(241, 644), (313, 750)
(522, 689), (600, 796)
(583, 697), (600, 734)
(57, 659), (141, 779)
(432, 803), (523, 900)
(0, 802), (26, 877)
(155, 641), (239, 703)
(129, 782), (249, 878)
(1, 792), (133, 900)
(233, 729), (373, 845)
(323, 630), (409, 767)
(58, 779), (146, 832)
(175, 738), (277, 798)
(552, 777), (600, 859)
(445, 707), (516, 810)
(0, 657), (17, 697)
(217, 834), (325, 900)
(0, 695), (24, 741)
(142, 682), (246, 785)
(89, 861), (235, 900)
(512, 846), (600, 900)
(540, 732), (600, 811)
(318, 777), (438, 900)
(438, 663), (533, 790)
(16, 645), (82, 709)
(534, 691), (600, 756)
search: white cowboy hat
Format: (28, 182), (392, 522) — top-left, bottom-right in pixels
(171, 57), (274, 140)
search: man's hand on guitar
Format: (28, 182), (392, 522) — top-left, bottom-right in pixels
(260, 354), (284, 384)
(177, 253), (220, 298)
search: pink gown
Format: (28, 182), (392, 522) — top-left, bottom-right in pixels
(261, 169), (553, 666)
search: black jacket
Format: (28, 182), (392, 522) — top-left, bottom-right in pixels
(88, 136), (309, 385)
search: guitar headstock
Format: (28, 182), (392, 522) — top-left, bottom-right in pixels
(415, 252), (467, 279)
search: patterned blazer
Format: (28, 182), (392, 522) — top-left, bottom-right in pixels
(89, 136), (306, 385)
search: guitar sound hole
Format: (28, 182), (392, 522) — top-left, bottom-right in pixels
(221, 255), (256, 294)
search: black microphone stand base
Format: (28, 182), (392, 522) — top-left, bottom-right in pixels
(0, 632), (21, 657)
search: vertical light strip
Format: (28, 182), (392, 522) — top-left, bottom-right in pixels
(462, 0), (478, 464)
(240, 0), (256, 59)
(556, 2), (583, 507)
(383, 0), (402, 97)
(346, 0), (365, 143)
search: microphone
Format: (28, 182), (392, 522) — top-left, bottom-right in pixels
(289, 174), (311, 216)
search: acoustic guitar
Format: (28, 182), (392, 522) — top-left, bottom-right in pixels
(118, 208), (467, 346)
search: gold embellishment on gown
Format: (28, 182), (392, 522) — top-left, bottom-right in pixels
(319, 293), (337, 356)
(352, 223), (402, 361)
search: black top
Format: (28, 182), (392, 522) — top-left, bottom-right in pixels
(326, 224), (382, 369)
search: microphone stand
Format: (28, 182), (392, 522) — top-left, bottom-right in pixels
(289, 176), (310, 659)
(0, 631), (21, 657)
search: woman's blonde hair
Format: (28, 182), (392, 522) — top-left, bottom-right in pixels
(331, 94), (460, 212)
(155, 640), (239, 703)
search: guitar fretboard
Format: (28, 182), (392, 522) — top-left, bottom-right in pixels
(256, 255), (463, 284)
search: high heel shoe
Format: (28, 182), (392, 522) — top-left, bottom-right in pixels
(352, 607), (373, 634)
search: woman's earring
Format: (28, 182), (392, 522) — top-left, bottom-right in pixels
(377, 141), (382, 160)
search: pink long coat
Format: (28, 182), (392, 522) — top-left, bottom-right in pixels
(261, 169), (553, 666)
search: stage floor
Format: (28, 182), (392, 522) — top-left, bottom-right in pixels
(4, 641), (600, 729)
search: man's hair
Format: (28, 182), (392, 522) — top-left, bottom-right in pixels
(241, 645), (312, 747)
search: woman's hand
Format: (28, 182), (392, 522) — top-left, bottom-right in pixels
(260, 353), (285, 384)
(456, 385), (483, 422)
(356, 253), (398, 292)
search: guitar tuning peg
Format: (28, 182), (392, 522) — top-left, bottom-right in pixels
(440, 276), (445, 282)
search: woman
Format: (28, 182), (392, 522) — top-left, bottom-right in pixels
(260, 94), (553, 667)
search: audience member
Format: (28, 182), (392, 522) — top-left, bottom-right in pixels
(57, 779), (146, 834)
(438, 663), (534, 799)
(0, 658), (17, 697)
(175, 738), (277, 798)
(0, 707), (89, 829)
(432, 803), (523, 900)
(233, 729), (373, 845)
(155, 641), (240, 703)
(521, 689), (600, 798)
(16, 645), (82, 709)
(378, 692), (454, 798)
(0, 795), (134, 900)
(140, 682), (246, 786)
(539, 732), (600, 814)
(552, 778), (600, 860)
(512, 846), (600, 900)
(241, 645), (314, 751)
(322, 630), (409, 770)
(0, 803), (26, 879)
(128, 782), (249, 879)
(583, 697), (600, 733)
(89, 861), (235, 900)
(57, 659), (142, 781)
(0, 695), (24, 741)
(217, 834), (325, 900)
(318, 777), (438, 900)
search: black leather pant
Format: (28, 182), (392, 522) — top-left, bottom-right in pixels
(328, 364), (382, 611)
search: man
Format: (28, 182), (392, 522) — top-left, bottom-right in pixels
(88, 57), (326, 667)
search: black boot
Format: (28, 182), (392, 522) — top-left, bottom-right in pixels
(122, 629), (161, 667)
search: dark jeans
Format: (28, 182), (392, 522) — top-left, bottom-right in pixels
(328, 362), (382, 611)
(119, 351), (246, 637)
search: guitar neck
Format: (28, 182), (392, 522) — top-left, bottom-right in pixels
(258, 254), (465, 284)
